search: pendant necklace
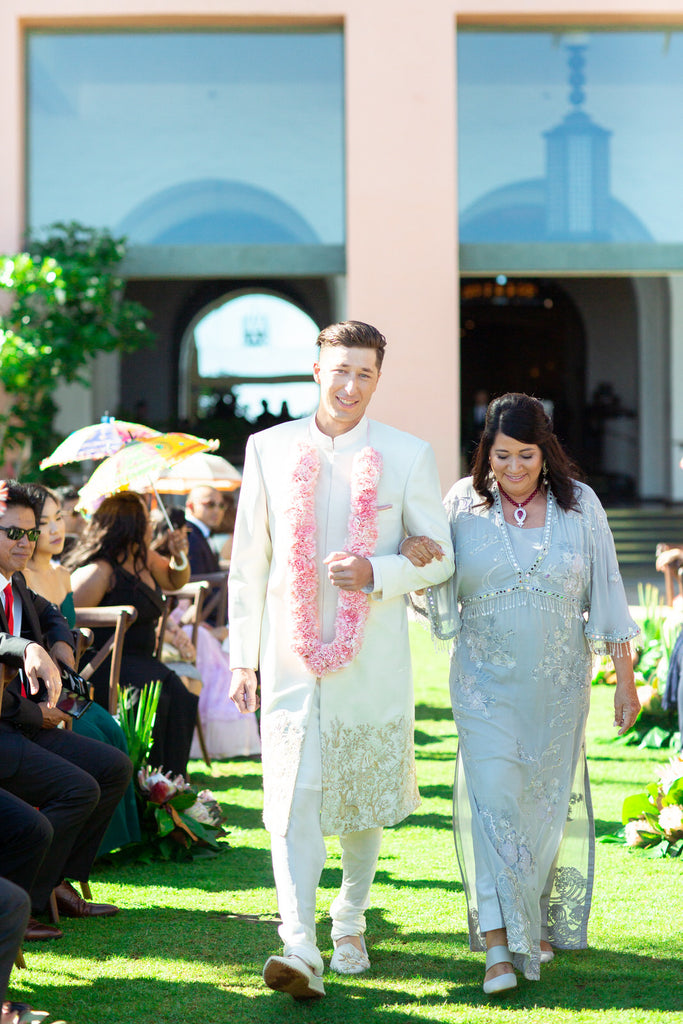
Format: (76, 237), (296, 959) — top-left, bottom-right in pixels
(498, 483), (540, 527)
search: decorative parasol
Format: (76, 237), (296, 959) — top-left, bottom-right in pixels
(40, 418), (160, 470)
(155, 452), (242, 494)
(77, 432), (219, 515)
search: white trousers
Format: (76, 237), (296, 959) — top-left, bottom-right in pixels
(270, 785), (383, 975)
(268, 689), (383, 974)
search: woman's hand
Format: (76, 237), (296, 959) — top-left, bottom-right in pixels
(611, 647), (641, 735)
(400, 535), (444, 567)
(167, 528), (189, 562)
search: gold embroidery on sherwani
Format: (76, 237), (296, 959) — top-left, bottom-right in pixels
(319, 713), (420, 835)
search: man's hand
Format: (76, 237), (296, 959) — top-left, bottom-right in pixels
(324, 552), (374, 591)
(230, 668), (259, 713)
(38, 701), (70, 730)
(400, 535), (445, 567)
(23, 643), (62, 708)
(50, 641), (75, 671)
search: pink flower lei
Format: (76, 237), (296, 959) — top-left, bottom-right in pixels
(286, 442), (383, 677)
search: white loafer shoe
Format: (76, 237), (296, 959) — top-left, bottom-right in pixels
(483, 945), (517, 996)
(263, 955), (325, 999)
(540, 947), (555, 964)
(330, 936), (370, 975)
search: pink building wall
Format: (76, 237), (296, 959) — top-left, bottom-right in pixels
(3, 1), (683, 486)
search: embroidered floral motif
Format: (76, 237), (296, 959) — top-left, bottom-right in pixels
(462, 615), (516, 668)
(480, 807), (535, 877)
(452, 672), (496, 719)
(538, 545), (588, 598)
(517, 741), (564, 823)
(320, 713), (419, 834)
(285, 443), (382, 677)
(260, 710), (308, 834)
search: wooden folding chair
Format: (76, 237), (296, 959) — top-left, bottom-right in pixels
(74, 605), (138, 715)
(189, 570), (228, 628)
(162, 580), (212, 767)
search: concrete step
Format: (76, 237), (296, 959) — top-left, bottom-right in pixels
(605, 506), (683, 567)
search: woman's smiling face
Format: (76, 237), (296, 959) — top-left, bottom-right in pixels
(489, 432), (543, 500)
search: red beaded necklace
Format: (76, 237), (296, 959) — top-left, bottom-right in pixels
(498, 483), (540, 527)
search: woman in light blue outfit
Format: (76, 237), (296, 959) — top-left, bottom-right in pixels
(406, 394), (640, 995)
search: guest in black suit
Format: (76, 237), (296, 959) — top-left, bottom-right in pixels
(185, 485), (223, 576)
(0, 481), (132, 935)
(0, 877), (30, 1024)
(185, 486), (227, 630)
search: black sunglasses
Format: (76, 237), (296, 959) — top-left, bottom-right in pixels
(0, 525), (41, 542)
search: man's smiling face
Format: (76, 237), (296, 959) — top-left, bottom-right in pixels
(313, 345), (381, 438)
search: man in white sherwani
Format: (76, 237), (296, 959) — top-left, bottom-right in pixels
(229, 320), (454, 999)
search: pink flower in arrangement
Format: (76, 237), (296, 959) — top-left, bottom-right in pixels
(286, 443), (382, 677)
(137, 766), (189, 804)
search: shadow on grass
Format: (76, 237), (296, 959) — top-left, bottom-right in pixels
(393, 812), (453, 831)
(19, 920), (682, 1023)
(414, 704), (455, 723)
(594, 817), (621, 837)
(191, 771), (264, 792)
(94, 842), (273, 892)
(319, 865), (463, 895)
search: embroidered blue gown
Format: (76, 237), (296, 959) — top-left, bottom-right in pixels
(423, 478), (638, 980)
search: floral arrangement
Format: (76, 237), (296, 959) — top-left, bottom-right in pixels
(617, 754), (683, 858)
(113, 681), (227, 862)
(136, 767), (227, 859)
(286, 443), (382, 677)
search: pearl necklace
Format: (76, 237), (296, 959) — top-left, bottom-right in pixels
(498, 483), (540, 527)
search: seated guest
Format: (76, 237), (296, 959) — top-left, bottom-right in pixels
(0, 877), (30, 1023)
(54, 485), (84, 560)
(0, 481), (132, 930)
(0, 790), (52, 943)
(23, 483), (140, 854)
(67, 492), (198, 777)
(184, 486), (227, 632)
(151, 514), (260, 761)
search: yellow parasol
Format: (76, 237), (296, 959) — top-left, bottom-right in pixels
(77, 432), (219, 516)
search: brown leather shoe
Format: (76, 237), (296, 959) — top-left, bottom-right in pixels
(54, 880), (118, 918)
(24, 917), (63, 941)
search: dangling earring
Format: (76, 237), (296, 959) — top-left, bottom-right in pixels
(542, 460), (549, 486)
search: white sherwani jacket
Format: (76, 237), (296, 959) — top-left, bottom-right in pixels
(229, 415), (454, 837)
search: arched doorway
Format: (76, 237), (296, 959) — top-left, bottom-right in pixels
(178, 289), (321, 461)
(460, 278), (586, 464)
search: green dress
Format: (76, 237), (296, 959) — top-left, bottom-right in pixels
(63, 593), (141, 854)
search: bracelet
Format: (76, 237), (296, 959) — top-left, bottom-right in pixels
(169, 551), (188, 572)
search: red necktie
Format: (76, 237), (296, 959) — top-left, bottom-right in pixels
(3, 583), (14, 635)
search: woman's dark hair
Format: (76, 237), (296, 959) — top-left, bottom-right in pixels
(471, 393), (582, 512)
(64, 491), (149, 573)
(23, 482), (61, 520)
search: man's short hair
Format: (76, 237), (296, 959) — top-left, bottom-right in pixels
(316, 321), (387, 370)
(2, 480), (40, 520)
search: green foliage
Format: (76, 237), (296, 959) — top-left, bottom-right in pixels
(116, 679), (162, 773)
(0, 221), (154, 475)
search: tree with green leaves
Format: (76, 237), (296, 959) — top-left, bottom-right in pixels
(0, 221), (155, 477)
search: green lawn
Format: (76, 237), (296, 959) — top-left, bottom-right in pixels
(10, 625), (683, 1024)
